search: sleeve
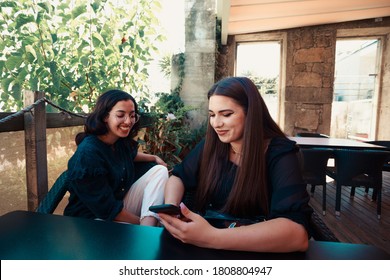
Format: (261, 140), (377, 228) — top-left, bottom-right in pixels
(67, 147), (123, 221)
(171, 139), (205, 190)
(128, 138), (138, 160)
(267, 147), (313, 234)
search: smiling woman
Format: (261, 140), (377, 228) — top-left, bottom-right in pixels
(161, 77), (312, 253)
(63, 89), (169, 226)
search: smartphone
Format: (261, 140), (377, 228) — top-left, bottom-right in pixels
(149, 204), (181, 216)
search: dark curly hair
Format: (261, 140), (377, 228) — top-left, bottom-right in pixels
(75, 89), (140, 145)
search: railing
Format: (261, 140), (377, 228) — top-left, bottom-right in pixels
(0, 90), (86, 211)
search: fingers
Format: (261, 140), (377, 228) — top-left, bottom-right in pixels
(154, 156), (168, 167)
(179, 202), (196, 222)
(159, 203), (200, 243)
(179, 202), (191, 216)
(179, 202), (188, 213)
(159, 213), (185, 240)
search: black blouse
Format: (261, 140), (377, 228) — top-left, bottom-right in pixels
(64, 135), (138, 220)
(172, 137), (313, 232)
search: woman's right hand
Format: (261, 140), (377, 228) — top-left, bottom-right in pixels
(158, 203), (220, 249)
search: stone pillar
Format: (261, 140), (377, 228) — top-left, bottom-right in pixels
(284, 27), (336, 136)
(377, 32), (390, 139)
(181, 0), (216, 128)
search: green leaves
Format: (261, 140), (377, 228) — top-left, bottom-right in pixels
(0, 0), (165, 112)
(71, 5), (86, 19)
(5, 56), (23, 70)
(92, 32), (105, 47)
(15, 13), (35, 29)
(25, 45), (37, 63)
(37, 2), (50, 14)
(0, 1), (17, 8)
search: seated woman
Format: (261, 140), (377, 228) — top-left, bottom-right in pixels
(160, 77), (312, 252)
(64, 89), (168, 226)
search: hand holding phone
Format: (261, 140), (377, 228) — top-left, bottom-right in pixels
(149, 204), (181, 216)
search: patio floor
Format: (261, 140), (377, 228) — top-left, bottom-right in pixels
(308, 171), (390, 255)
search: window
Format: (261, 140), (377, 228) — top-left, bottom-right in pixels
(234, 33), (286, 124)
(331, 38), (382, 140)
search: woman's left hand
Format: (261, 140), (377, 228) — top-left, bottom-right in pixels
(158, 203), (220, 249)
(154, 155), (167, 167)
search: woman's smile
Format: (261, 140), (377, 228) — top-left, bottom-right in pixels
(118, 125), (131, 133)
(215, 129), (229, 136)
(209, 95), (246, 145)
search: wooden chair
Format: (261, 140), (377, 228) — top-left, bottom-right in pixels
(300, 148), (333, 215)
(36, 162), (157, 214)
(326, 149), (390, 219)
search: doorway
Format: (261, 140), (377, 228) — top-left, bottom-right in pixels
(235, 41), (282, 123)
(331, 38), (382, 140)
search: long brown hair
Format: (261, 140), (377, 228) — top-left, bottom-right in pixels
(197, 77), (286, 217)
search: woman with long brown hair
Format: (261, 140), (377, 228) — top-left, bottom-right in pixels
(160, 77), (312, 252)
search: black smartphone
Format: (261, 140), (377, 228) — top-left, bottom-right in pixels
(149, 204), (181, 215)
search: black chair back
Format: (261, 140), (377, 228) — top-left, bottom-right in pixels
(296, 132), (329, 138)
(36, 171), (69, 214)
(332, 150), (388, 185)
(300, 148), (333, 215)
(301, 148), (333, 185)
(365, 141), (390, 172)
(328, 149), (390, 219)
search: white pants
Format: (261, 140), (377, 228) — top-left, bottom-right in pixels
(123, 165), (168, 222)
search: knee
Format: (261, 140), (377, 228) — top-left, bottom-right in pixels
(151, 164), (169, 179)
